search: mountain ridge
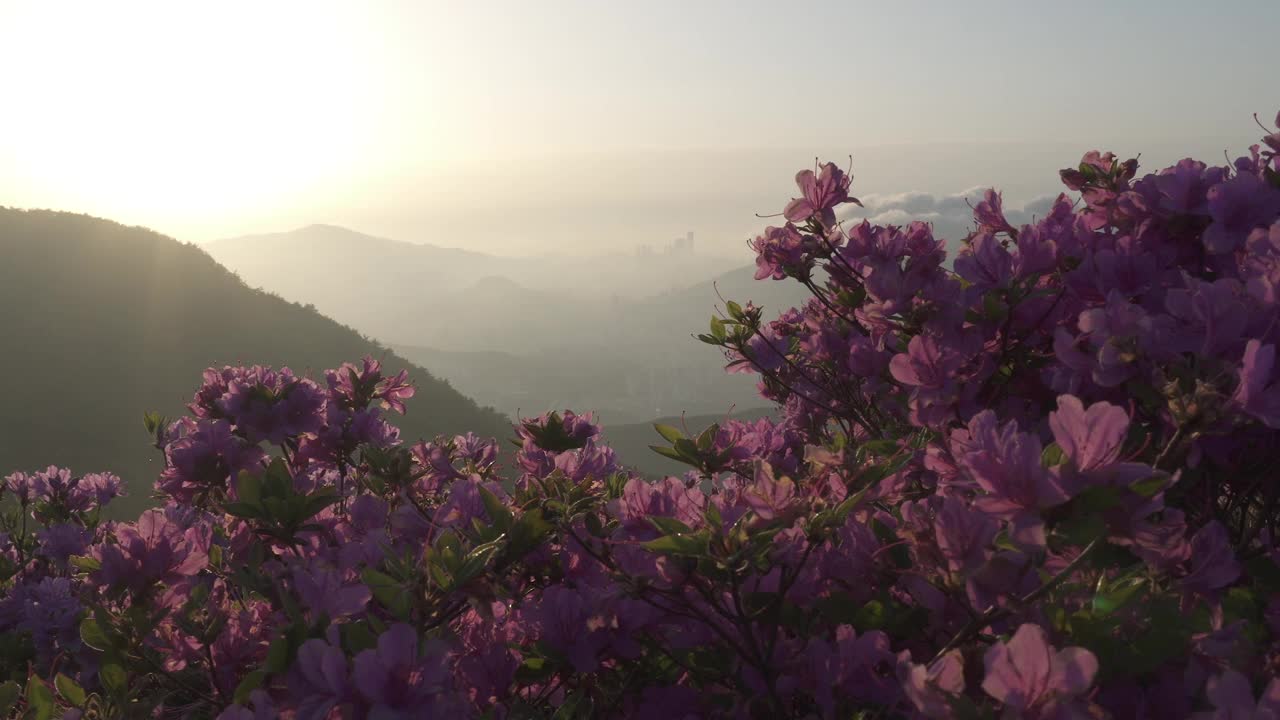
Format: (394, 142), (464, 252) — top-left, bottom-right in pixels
(0, 208), (513, 516)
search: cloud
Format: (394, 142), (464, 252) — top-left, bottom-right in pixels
(838, 188), (1072, 242)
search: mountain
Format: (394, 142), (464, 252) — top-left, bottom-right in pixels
(0, 209), (513, 516)
(207, 223), (811, 425)
(387, 264), (808, 423)
(204, 224), (742, 353)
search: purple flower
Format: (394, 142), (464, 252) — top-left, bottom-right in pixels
(1181, 521), (1241, 596)
(552, 439), (618, 482)
(348, 408), (402, 448)
(1233, 340), (1280, 428)
(455, 608), (522, 710)
(898, 649), (965, 719)
(3, 471), (36, 504)
(891, 335), (966, 426)
(524, 586), (609, 673)
(1048, 395), (1152, 488)
(751, 224), (815, 280)
(783, 162), (859, 227)
(353, 624), (460, 716)
(973, 188), (1016, 234)
(965, 414), (1068, 546)
(34, 523), (93, 565)
(21, 576), (82, 660)
(1201, 669), (1280, 719)
(982, 624), (1098, 719)
(934, 496), (998, 574)
(158, 419), (265, 502)
(954, 232), (1013, 290)
(288, 637), (352, 720)
(743, 461), (796, 521)
(290, 559), (370, 620)
(92, 507), (210, 595)
(807, 626), (900, 707)
(611, 476), (705, 531)
(214, 690), (276, 720)
(376, 368), (415, 415)
(1204, 171), (1280, 254)
(1165, 278), (1250, 357)
(1048, 395), (1126, 473)
(890, 335), (963, 391)
(433, 476), (507, 529)
(11, 466), (122, 515)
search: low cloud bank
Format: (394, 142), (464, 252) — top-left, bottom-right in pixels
(838, 188), (1067, 242)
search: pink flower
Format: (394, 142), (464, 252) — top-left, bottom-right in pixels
(783, 162), (859, 227)
(982, 624), (1098, 719)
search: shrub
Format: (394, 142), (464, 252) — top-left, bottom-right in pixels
(3, 113), (1280, 718)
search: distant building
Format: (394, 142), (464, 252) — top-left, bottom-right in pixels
(658, 231), (696, 256)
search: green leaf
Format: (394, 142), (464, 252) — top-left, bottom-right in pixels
(704, 503), (722, 528)
(233, 670), (265, 704)
(478, 486), (513, 530)
(507, 508), (553, 557)
(695, 423), (719, 452)
(340, 621), (379, 654)
(1091, 577), (1146, 617)
(79, 619), (111, 651)
(1129, 475), (1167, 498)
(222, 502), (264, 520)
(68, 555), (100, 572)
(859, 439), (899, 457)
(263, 634), (292, 674)
(0, 682), (19, 716)
(648, 517), (693, 536)
(673, 438), (699, 459)
(361, 569), (409, 619)
(709, 316), (727, 341)
(54, 673), (86, 707)
(1073, 485), (1121, 513)
(1040, 443), (1067, 468)
(24, 676), (54, 720)
(642, 532), (708, 557)
(514, 656), (555, 683)
(869, 518), (911, 569)
(648, 445), (695, 465)
(1247, 555), (1280, 593)
(983, 292), (1008, 324)
(236, 471), (263, 506)
(653, 423), (685, 444)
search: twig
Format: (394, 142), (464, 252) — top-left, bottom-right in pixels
(931, 537), (1101, 663)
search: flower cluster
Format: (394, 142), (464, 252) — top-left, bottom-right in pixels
(3, 112), (1280, 719)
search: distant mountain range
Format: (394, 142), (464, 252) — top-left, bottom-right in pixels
(0, 210), (514, 516)
(205, 224), (810, 423)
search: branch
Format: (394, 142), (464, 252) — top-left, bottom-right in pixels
(931, 537), (1101, 663)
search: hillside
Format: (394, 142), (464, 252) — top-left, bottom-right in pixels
(0, 209), (513, 516)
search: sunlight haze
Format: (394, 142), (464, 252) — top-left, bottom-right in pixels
(2, 0), (1275, 254)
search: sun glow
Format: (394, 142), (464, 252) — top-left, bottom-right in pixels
(0, 2), (391, 235)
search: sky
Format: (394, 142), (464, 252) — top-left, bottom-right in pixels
(1, 0), (1276, 256)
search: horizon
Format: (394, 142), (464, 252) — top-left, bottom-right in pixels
(3, 1), (1277, 256)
